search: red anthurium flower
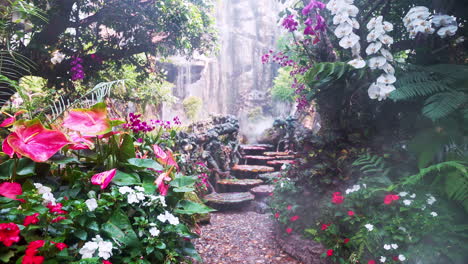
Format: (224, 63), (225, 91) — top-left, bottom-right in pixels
(326, 249), (334, 257)
(332, 192), (345, 204)
(51, 216), (67, 223)
(348, 210), (355, 216)
(24, 213), (40, 226)
(0, 182), (23, 202)
(3, 120), (69, 162)
(47, 203), (68, 215)
(1, 110), (26, 127)
(51, 241), (68, 251)
(384, 194), (400, 205)
(344, 238), (350, 244)
(290, 215), (300, 222)
(63, 102), (111, 136)
(91, 169), (117, 189)
(153, 144), (179, 171)
(286, 227), (292, 234)
(368, 260), (376, 264)
(22, 255), (44, 264)
(102, 261), (112, 264)
(275, 212), (280, 219)
(287, 205), (292, 210)
(0, 222), (20, 246)
(25, 240), (45, 256)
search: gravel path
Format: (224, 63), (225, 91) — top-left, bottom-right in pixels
(194, 211), (302, 264)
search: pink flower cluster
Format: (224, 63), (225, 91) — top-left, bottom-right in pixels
(70, 57), (85, 81)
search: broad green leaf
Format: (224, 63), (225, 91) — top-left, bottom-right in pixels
(170, 175), (196, 188)
(112, 170), (141, 185)
(127, 158), (163, 171)
(174, 200), (216, 215)
(118, 134), (136, 161)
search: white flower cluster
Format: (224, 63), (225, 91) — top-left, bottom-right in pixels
(79, 235), (113, 260)
(426, 194), (436, 205)
(383, 243), (398, 250)
(34, 183), (56, 206)
(366, 16), (396, 101)
(404, 6), (458, 39)
(85, 198), (98, 211)
(345, 184), (366, 194)
(157, 211), (180, 225)
(380, 254), (405, 263)
(149, 225), (160, 237)
(327, 0), (361, 56)
(50, 50), (65, 65)
(364, 223), (374, 231)
(400, 192), (416, 206)
(118, 186), (166, 207)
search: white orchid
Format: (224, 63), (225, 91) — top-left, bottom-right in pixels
(367, 16), (383, 30)
(382, 63), (395, 74)
(383, 21), (393, 32)
(334, 23), (353, 38)
(339, 33), (360, 49)
(348, 58), (366, 69)
(377, 73), (396, 84)
(50, 50), (65, 65)
(368, 56), (387, 70)
(437, 25), (458, 38)
(379, 35), (394, 45)
(366, 42), (382, 55)
(380, 49), (393, 61)
(433, 14), (456, 27)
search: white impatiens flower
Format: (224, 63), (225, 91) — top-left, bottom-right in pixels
(51, 50), (65, 65)
(119, 186), (134, 194)
(403, 199), (412, 206)
(345, 184), (361, 194)
(431, 211), (438, 217)
(339, 33), (360, 49)
(391, 243), (398, 249)
(384, 244), (391, 250)
(377, 73), (397, 85)
(79, 241), (98, 259)
(92, 235), (113, 260)
(127, 192), (139, 204)
(348, 59), (366, 69)
(149, 227), (160, 237)
(34, 183), (52, 194)
(365, 224), (374, 231)
(398, 254), (406, 261)
(380, 256), (386, 263)
(366, 42), (382, 55)
(134, 186), (145, 192)
(410, 193), (416, 199)
(427, 195), (436, 205)
(399, 192), (408, 197)
(34, 183), (57, 205)
(85, 198), (98, 212)
(157, 211), (180, 225)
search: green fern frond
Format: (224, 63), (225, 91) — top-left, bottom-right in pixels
(422, 92), (468, 121)
(402, 161), (467, 186)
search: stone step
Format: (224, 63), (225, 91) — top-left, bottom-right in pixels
(240, 144), (274, 155)
(250, 184), (274, 198)
(263, 151), (293, 157)
(267, 160), (296, 169)
(231, 164), (275, 178)
(274, 155), (296, 160)
(258, 171), (282, 182)
(217, 178), (263, 192)
(241, 155), (276, 165)
(204, 192), (255, 210)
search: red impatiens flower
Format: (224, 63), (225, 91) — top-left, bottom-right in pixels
(344, 238), (350, 244)
(321, 223), (330, 231)
(287, 205), (293, 210)
(326, 249), (334, 257)
(51, 216), (67, 223)
(0, 222), (20, 246)
(0, 182), (24, 202)
(25, 240), (45, 256)
(23, 213), (40, 226)
(332, 192), (345, 204)
(368, 260), (376, 264)
(46, 203), (68, 215)
(286, 228), (293, 234)
(348, 210), (355, 216)
(63, 102), (112, 136)
(153, 144), (179, 171)
(2, 120), (69, 162)
(22, 255), (44, 264)
(384, 194), (400, 205)
(102, 261), (112, 264)
(51, 241), (68, 251)
(275, 212), (280, 219)
(290, 215), (300, 222)
(91, 169), (117, 189)
(393, 256), (399, 261)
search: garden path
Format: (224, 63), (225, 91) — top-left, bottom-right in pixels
(194, 210), (301, 264)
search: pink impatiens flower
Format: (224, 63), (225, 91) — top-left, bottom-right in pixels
(91, 169), (117, 189)
(2, 120), (69, 162)
(348, 210), (355, 216)
(326, 249), (334, 257)
(321, 223), (330, 231)
(332, 192), (345, 204)
(290, 215), (300, 222)
(286, 227), (292, 234)
(63, 102), (112, 136)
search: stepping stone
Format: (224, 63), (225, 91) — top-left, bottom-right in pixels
(275, 155), (296, 160)
(240, 144), (274, 155)
(263, 151), (291, 156)
(267, 160), (296, 166)
(250, 184), (274, 198)
(231, 164), (275, 178)
(258, 171), (282, 181)
(241, 155), (276, 165)
(204, 192), (255, 210)
(217, 178), (263, 192)
(242, 155), (276, 161)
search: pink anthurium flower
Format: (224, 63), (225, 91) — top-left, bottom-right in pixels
(68, 132), (94, 150)
(91, 169), (117, 189)
(153, 144), (179, 171)
(0, 110), (26, 127)
(154, 167), (174, 196)
(3, 120), (69, 162)
(63, 102), (112, 136)
(0, 182), (23, 202)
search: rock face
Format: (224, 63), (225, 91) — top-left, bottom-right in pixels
(164, 0), (281, 118)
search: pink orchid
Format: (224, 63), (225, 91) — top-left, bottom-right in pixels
(0, 110), (26, 127)
(0, 182), (24, 202)
(2, 120), (69, 162)
(153, 144), (179, 171)
(91, 169), (117, 189)
(63, 103), (111, 136)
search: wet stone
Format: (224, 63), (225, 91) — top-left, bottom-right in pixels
(231, 165), (275, 173)
(267, 160), (296, 166)
(204, 192), (255, 210)
(258, 171), (282, 182)
(250, 185), (274, 198)
(263, 151), (292, 157)
(218, 179), (264, 192)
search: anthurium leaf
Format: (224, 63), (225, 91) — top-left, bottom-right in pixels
(170, 175), (196, 188)
(173, 186), (195, 192)
(0, 160), (14, 179)
(16, 158), (35, 176)
(127, 158), (163, 171)
(0, 250), (15, 262)
(174, 200), (216, 215)
(112, 170), (141, 185)
(118, 134), (135, 161)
